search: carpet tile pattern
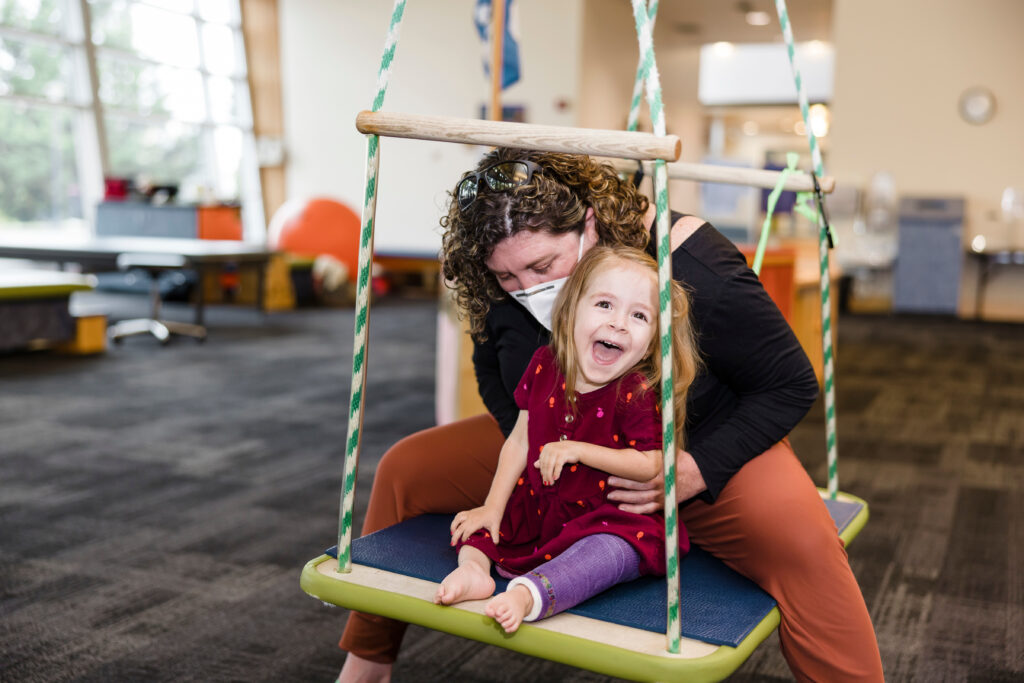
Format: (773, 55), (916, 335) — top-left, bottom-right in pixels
(1, 293), (1022, 681)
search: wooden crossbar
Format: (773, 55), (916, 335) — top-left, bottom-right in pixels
(606, 158), (835, 194)
(356, 111), (681, 162)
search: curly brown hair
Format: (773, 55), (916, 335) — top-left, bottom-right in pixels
(440, 148), (650, 341)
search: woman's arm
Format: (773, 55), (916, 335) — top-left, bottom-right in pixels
(536, 441), (660, 486)
(606, 449), (706, 514)
(684, 270), (818, 500)
(451, 410), (529, 543)
(643, 206), (705, 250)
(472, 304), (546, 437)
(472, 333), (519, 437)
(645, 217), (817, 504)
(608, 270), (818, 510)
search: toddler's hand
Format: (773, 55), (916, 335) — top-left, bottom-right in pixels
(450, 505), (501, 546)
(535, 441), (582, 486)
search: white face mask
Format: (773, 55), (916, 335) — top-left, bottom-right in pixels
(509, 231), (585, 331)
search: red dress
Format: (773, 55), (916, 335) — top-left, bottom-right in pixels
(461, 346), (689, 576)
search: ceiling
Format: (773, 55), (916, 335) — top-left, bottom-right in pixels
(652, 0), (833, 45)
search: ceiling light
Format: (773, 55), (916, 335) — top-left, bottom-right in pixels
(793, 120), (807, 136)
(809, 103), (830, 137)
(712, 41), (735, 56)
(806, 40), (829, 56)
(745, 11), (771, 26)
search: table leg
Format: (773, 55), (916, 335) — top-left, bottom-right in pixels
(975, 256), (990, 320)
(195, 265), (207, 327)
(256, 260), (266, 316)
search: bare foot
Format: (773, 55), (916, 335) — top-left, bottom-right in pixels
(484, 584), (534, 633)
(337, 653), (392, 683)
(434, 561), (495, 605)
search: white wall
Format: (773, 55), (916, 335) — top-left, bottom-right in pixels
(830, 0), (1024, 319)
(279, 0), (583, 256)
(577, 0), (704, 215)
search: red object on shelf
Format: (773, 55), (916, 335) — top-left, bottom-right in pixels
(104, 177), (130, 200)
(371, 274), (391, 297)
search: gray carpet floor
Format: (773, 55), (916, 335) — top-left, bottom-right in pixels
(1, 291), (1021, 682)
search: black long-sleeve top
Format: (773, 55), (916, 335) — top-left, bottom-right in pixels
(472, 220), (819, 503)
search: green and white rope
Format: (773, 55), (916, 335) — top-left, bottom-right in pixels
(625, 0), (658, 133)
(630, 0), (680, 655)
(338, 0), (408, 573)
(774, 0), (838, 499)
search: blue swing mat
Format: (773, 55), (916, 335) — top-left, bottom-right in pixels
(324, 494), (866, 648)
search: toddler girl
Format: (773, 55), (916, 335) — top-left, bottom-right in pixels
(434, 246), (700, 633)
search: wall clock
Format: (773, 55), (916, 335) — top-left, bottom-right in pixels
(959, 87), (996, 125)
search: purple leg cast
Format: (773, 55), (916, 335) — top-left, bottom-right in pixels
(508, 533), (642, 622)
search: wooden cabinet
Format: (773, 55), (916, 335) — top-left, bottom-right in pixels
(737, 245), (796, 322)
(737, 241), (839, 386)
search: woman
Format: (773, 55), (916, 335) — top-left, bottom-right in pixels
(338, 148), (884, 683)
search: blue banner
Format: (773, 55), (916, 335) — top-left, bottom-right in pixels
(474, 0), (520, 89)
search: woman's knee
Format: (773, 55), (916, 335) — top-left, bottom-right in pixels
(766, 506), (842, 568)
(722, 485), (842, 574)
(373, 431), (444, 503)
(361, 430), (443, 532)
(368, 418), (500, 523)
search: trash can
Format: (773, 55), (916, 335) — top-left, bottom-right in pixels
(892, 196), (965, 314)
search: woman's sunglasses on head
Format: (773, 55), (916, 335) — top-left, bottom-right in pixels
(457, 160), (541, 210)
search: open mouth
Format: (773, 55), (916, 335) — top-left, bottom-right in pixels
(592, 339), (624, 364)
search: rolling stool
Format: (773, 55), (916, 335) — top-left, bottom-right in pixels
(108, 253), (207, 345)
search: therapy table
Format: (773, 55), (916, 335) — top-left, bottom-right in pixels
(0, 233), (275, 329)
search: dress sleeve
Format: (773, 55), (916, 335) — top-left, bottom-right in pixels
(687, 268), (819, 501)
(513, 347), (550, 411)
(616, 377), (663, 453)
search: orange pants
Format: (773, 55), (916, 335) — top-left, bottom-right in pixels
(338, 414), (884, 682)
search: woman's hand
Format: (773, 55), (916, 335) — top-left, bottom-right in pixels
(606, 450), (707, 513)
(450, 505), (502, 546)
(535, 441), (582, 486)
(606, 471), (664, 514)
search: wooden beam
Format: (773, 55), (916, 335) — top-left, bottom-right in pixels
(240, 0), (287, 227)
(607, 159), (836, 193)
(355, 111), (681, 162)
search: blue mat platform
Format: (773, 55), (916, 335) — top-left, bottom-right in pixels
(327, 497), (863, 648)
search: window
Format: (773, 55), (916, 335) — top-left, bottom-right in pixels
(0, 0), (94, 229)
(0, 0), (262, 237)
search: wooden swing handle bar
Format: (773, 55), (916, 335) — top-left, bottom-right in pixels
(605, 158), (835, 194)
(355, 111), (681, 162)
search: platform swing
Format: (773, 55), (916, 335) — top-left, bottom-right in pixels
(300, 2), (866, 681)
